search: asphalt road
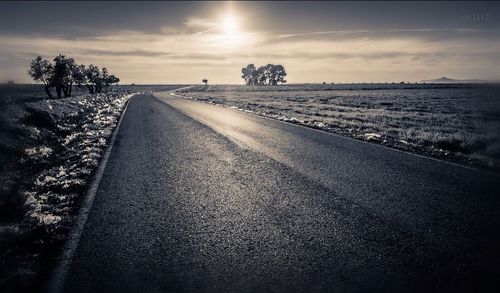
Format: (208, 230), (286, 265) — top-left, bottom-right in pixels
(61, 93), (500, 292)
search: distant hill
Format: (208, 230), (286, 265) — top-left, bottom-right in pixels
(421, 77), (489, 84)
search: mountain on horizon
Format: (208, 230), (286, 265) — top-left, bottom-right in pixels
(421, 77), (489, 84)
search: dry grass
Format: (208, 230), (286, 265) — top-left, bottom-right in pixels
(179, 84), (500, 170)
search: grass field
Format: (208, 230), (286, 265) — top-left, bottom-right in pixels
(176, 84), (500, 170)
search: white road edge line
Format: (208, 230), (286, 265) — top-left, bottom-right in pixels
(156, 91), (498, 176)
(46, 94), (136, 293)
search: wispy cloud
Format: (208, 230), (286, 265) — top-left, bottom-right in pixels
(184, 17), (217, 29)
(79, 48), (176, 57)
(183, 17), (221, 35)
(191, 27), (218, 36)
(277, 28), (478, 39)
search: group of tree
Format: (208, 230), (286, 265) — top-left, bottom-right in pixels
(241, 64), (287, 85)
(28, 55), (120, 99)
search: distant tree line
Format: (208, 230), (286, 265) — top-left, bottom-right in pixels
(28, 55), (120, 99)
(241, 64), (287, 85)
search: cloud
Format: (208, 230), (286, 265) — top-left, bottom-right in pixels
(277, 30), (370, 39)
(184, 17), (217, 29)
(276, 28), (478, 39)
(79, 49), (175, 57)
(1, 12), (499, 84)
(182, 17), (221, 35)
(160, 26), (182, 34)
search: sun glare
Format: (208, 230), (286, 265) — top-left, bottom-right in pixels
(221, 13), (238, 35)
(208, 10), (256, 48)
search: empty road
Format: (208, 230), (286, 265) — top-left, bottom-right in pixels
(61, 93), (500, 292)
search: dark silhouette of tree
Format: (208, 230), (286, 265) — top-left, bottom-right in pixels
(241, 64), (257, 85)
(52, 54), (77, 98)
(85, 64), (100, 94)
(72, 64), (87, 91)
(264, 64), (274, 85)
(98, 67), (109, 93)
(108, 75), (120, 92)
(28, 55), (120, 97)
(273, 64), (287, 85)
(105, 75), (120, 89)
(250, 67), (259, 84)
(202, 79), (208, 86)
(256, 66), (267, 85)
(65, 60), (82, 97)
(28, 56), (54, 98)
(54, 55), (83, 97)
(82, 66), (120, 93)
(242, 64), (286, 85)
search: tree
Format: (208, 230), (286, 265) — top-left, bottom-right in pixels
(273, 64), (287, 85)
(51, 54), (87, 98)
(202, 79), (208, 86)
(85, 64), (101, 94)
(28, 55), (120, 97)
(97, 67), (109, 93)
(106, 75), (120, 86)
(256, 66), (267, 85)
(241, 64), (257, 85)
(242, 64), (287, 86)
(64, 58), (81, 97)
(28, 56), (54, 98)
(101, 74), (120, 92)
(265, 64), (275, 85)
(85, 66), (120, 93)
(61, 56), (81, 97)
(72, 64), (88, 90)
(52, 54), (75, 98)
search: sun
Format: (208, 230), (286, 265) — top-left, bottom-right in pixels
(220, 13), (239, 35)
(211, 10), (254, 48)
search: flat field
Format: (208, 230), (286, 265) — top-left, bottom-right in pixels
(176, 84), (500, 170)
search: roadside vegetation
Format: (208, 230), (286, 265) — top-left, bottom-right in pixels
(0, 91), (133, 290)
(0, 58), (188, 290)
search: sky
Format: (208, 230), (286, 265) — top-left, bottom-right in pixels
(0, 1), (499, 84)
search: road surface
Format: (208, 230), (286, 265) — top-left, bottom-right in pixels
(61, 93), (500, 292)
